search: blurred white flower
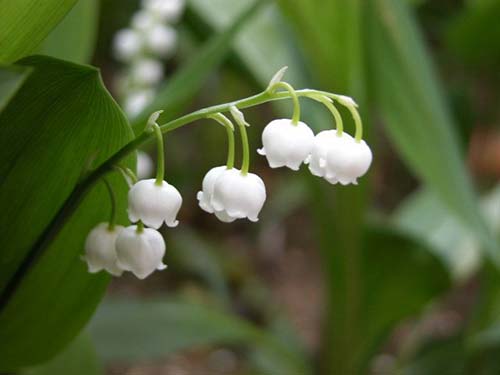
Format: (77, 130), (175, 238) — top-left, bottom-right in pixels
(197, 166), (228, 214)
(83, 223), (123, 276)
(137, 151), (154, 179)
(142, 0), (185, 22)
(146, 24), (177, 57)
(115, 225), (166, 279)
(131, 9), (157, 32)
(257, 118), (314, 170)
(210, 168), (266, 222)
(131, 58), (164, 85)
(306, 130), (372, 185)
(113, 28), (142, 61)
(128, 178), (182, 228)
(123, 89), (154, 117)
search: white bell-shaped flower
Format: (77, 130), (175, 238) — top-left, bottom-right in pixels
(307, 130), (372, 185)
(325, 137), (372, 185)
(210, 168), (266, 222)
(83, 223), (123, 276)
(128, 179), (182, 228)
(146, 24), (177, 57)
(142, 0), (185, 22)
(131, 58), (164, 86)
(113, 29), (143, 62)
(115, 226), (166, 279)
(196, 166), (227, 214)
(257, 118), (314, 170)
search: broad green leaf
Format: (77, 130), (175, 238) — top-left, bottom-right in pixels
(88, 298), (311, 375)
(23, 334), (103, 375)
(131, 0), (266, 132)
(366, 0), (497, 258)
(39, 0), (99, 64)
(0, 65), (30, 112)
(0, 56), (134, 370)
(0, 0), (78, 63)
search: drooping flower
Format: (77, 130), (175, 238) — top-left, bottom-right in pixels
(257, 118), (314, 170)
(141, 0), (185, 22)
(113, 29), (143, 62)
(83, 223), (124, 276)
(115, 226), (166, 279)
(128, 179), (182, 228)
(146, 24), (177, 57)
(131, 58), (164, 86)
(196, 165), (227, 214)
(210, 168), (266, 222)
(306, 130), (372, 185)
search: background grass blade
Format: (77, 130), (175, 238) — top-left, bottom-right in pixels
(366, 0), (497, 257)
(89, 298), (311, 375)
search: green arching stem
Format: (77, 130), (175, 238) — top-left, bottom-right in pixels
(115, 165), (137, 186)
(313, 95), (344, 136)
(0, 87), (364, 314)
(103, 178), (116, 230)
(349, 106), (363, 142)
(229, 107), (251, 175)
(272, 81), (300, 125)
(152, 123), (164, 184)
(208, 113), (235, 169)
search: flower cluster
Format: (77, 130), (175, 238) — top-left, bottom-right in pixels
(83, 69), (372, 281)
(113, 0), (185, 118)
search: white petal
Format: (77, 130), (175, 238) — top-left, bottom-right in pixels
(115, 226), (166, 279)
(84, 223), (124, 276)
(259, 119), (314, 171)
(128, 179), (182, 229)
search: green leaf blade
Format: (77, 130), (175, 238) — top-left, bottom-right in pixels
(0, 55), (134, 371)
(0, 0), (78, 63)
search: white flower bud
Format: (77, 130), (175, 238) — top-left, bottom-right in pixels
(123, 89), (154, 117)
(307, 130), (372, 185)
(142, 0), (185, 22)
(113, 29), (143, 62)
(196, 166), (227, 214)
(83, 223), (123, 276)
(210, 168), (266, 222)
(115, 226), (166, 279)
(128, 179), (182, 229)
(131, 10), (157, 32)
(257, 119), (314, 170)
(146, 24), (177, 57)
(137, 151), (154, 179)
(131, 58), (164, 86)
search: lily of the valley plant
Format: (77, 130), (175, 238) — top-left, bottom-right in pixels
(83, 67), (372, 279)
